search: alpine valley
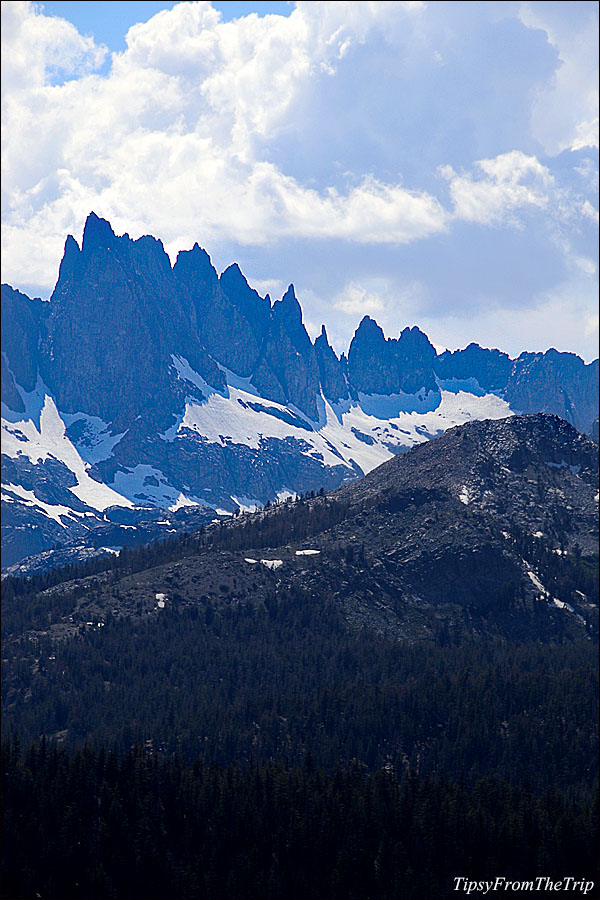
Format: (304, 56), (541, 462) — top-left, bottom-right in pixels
(2, 213), (598, 572)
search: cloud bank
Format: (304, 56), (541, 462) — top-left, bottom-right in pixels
(1, 0), (598, 360)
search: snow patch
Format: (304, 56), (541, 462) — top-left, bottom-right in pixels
(215, 363), (263, 398)
(2, 389), (132, 511)
(232, 496), (260, 513)
(171, 355), (226, 399)
(276, 490), (298, 503)
(155, 592), (167, 609)
(459, 486), (474, 505)
(245, 558), (258, 564)
(2, 483), (84, 527)
(436, 377), (486, 397)
(527, 570), (548, 596)
(546, 461), (581, 474)
(356, 389), (440, 418)
(295, 549), (321, 556)
(110, 465), (200, 511)
(261, 559), (283, 569)
(551, 598), (584, 622)
(532, 531), (544, 539)
(169, 493), (200, 512)
(61, 412), (126, 464)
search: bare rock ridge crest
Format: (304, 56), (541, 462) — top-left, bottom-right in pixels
(3, 212), (598, 432)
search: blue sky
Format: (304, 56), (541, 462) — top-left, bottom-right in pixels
(40, 2), (293, 52)
(2, 1), (598, 360)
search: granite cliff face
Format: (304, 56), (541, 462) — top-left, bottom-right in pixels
(1, 285), (47, 411)
(434, 343), (512, 393)
(174, 249), (266, 381)
(314, 326), (349, 404)
(347, 317), (439, 400)
(252, 285), (322, 420)
(42, 214), (224, 431)
(505, 350), (599, 436)
(2, 213), (598, 568)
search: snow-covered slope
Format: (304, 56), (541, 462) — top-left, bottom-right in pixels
(2, 354), (512, 567)
(160, 354), (513, 501)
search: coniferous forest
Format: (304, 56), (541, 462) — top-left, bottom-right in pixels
(3, 738), (597, 900)
(2, 577), (599, 898)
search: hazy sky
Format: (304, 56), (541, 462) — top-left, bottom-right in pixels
(1, 1), (598, 360)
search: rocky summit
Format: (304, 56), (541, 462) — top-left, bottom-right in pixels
(3, 413), (597, 646)
(2, 214), (598, 568)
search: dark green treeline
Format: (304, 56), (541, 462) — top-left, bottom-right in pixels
(3, 738), (597, 900)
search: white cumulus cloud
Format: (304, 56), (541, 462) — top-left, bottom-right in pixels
(0, 0), (597, 367)
(518, 1), (599, 154)
(440, 151), (554, 226)
(1, 0), (445, 294)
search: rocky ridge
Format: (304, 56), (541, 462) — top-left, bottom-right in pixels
(4, 414), (597, 645)
(2, 213), (598, 568)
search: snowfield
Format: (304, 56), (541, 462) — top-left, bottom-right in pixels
(163, 356), (513, 478)
(1, 483), (85, 527)
(109, 464), (203, 510)
(2, 380), (132, 511)
(2, 355), (515, 531)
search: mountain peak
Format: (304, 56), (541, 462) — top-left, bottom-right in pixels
(82, 212), (117, 253)
(273, 284), (302, 324)
(219, 263), (271, 340)
(174, 243), (217, 283)
(348, 317), (386, 358)
(51, 234), (83, 298)
(221, 262), (244, 281)
(219, 263), (257, 304)
(355, 315), (385, 339)
(281, 283), (298, 306)
(397, 324), (437, 360)
(64, 233), (80, 254)
(399, 324), (429, 339)
(62, 233), (81, 266)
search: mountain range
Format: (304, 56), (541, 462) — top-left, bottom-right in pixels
(2, 212), (598, 569)
(7, 410), (596, 640)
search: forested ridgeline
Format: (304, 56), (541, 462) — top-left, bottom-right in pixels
(3, 494), (598, 642)
(3, 591), (598, 793)
(1, 530), (202, 616)
(0, 493), (343, 612)
(2, 738), (597, 900)
(3, 483), (598, 899)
